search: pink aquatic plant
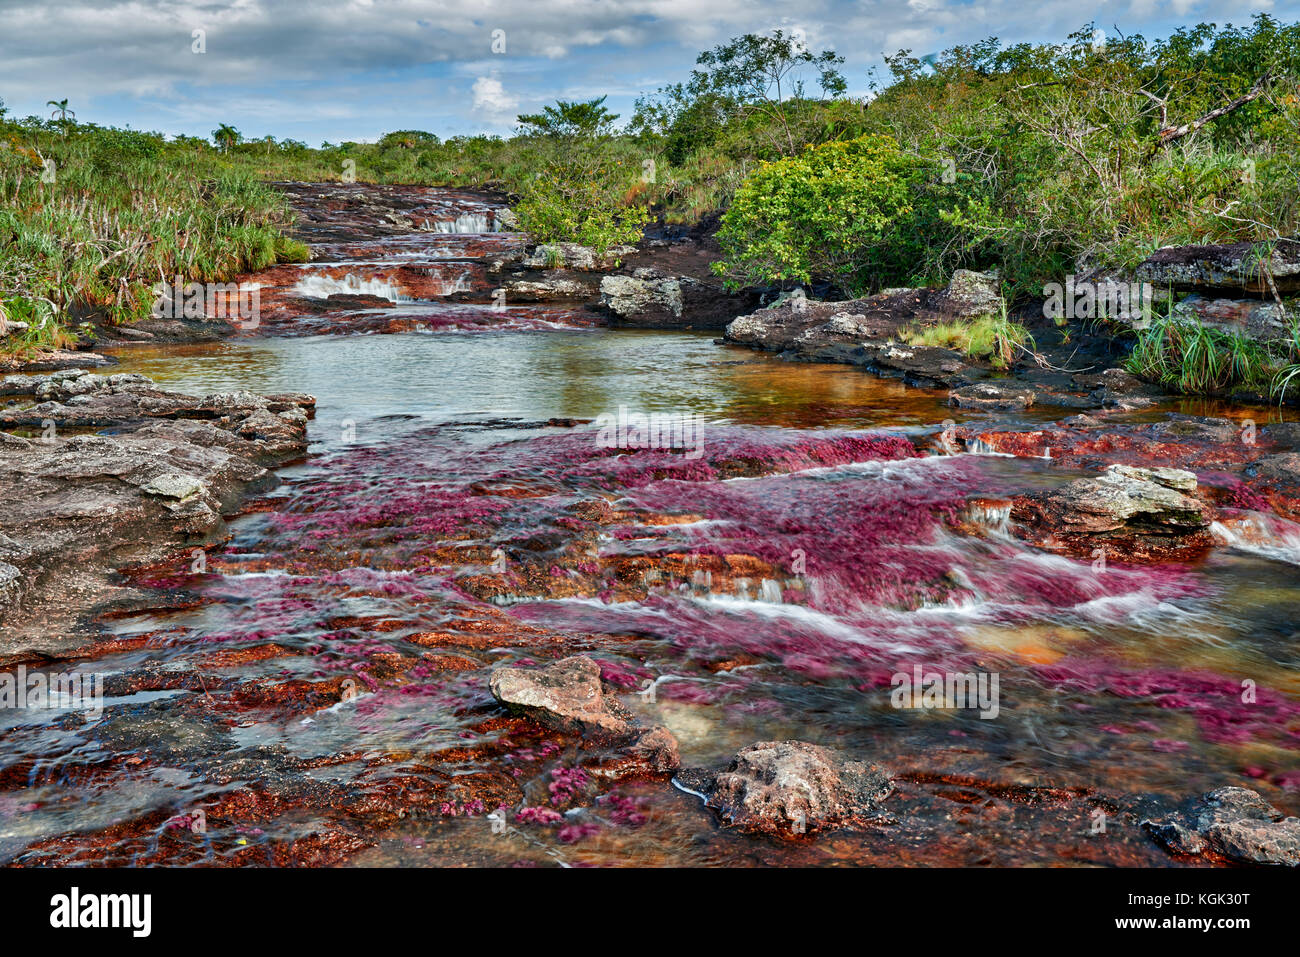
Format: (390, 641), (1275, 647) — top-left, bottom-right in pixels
(548, 766), (590, 807)
(514, 806), (564, 826)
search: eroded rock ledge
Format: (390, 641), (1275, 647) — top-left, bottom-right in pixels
(0, 369), (314, 657)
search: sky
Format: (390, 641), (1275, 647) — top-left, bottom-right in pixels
(0, 0), (1295, 145)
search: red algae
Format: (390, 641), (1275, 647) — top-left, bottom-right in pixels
(11, 186), (1297, 869)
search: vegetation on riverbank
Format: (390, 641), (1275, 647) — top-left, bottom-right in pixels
(0, 116), (308, 350)
(904, 305), (1035, 371)
(2, 13), (1299, 399)
(1124, 305), (1300, 401)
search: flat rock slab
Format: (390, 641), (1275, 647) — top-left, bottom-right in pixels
(0, 369), (314, 654)
(677, 740), (893, 836)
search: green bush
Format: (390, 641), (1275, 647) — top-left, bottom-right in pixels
(514, 159), (652, 254)
(713, 134), (916, 293)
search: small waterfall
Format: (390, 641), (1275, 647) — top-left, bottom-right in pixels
(964, 498), (1013, 535)
(291, 273), (410, 302)
(431, 213), (496, 234)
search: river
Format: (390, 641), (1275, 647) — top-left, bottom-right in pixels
(2, 186), (1296, 867)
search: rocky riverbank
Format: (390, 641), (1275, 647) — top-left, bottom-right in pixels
(0, 369), (313, 657)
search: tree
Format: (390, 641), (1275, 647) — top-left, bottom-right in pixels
(47, 99), (75, 135)
(687, 31), (846, 154)
(212, 123), (241, 153)
(517, 97), (619, 139)
(631, 31), (847, 161)
(379, 130), (439, 149)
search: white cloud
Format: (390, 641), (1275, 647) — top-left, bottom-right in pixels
(471, 74), (518, 121)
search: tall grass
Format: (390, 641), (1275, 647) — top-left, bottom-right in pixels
(1124, 303), (1300, 400)
(904, 300), (1033, 369)
(0, 123), (307, 351)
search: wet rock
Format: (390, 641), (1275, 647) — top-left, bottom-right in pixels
(286, 293), (397, 314)
(92, 705), (234, 762)
(628, 725), (680, 772)
(1247, 453), (1300, 487)
(1010, 465), (1213, 562)
(490, 655), (635, 739)
(591, 724), (682, 779)
(1243, 453), (1300, 521)
(1144, 787), (1300, 865)
(1148, 414), (1242, 445)
(949, 382), (1036, 411)
(1073, 368), (1167, 409)
(677, 740), (893, 836)
(1263, 423), (1300, 451)
(1136, 239), (1300, 295)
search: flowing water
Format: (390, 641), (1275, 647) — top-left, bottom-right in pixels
(2, 186), (1297, 867)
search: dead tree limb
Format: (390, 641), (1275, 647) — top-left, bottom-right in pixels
(1154, 73), (1271, 148)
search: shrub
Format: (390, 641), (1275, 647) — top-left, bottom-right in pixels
(713, 134), (916, 293)
(514, 156), (652, 254)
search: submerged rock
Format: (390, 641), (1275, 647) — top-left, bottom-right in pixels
(1248, 452), (1300, 487)
(1239, 452), (1300, 523)
(1143, 787), (1300, 866)
(1010, 464), (1213, 562)
(949, 382), (1036, 411)
(677, 740), (893, 836)
(490, 655), (681, 777)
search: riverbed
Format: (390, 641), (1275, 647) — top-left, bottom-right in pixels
(2, 186), (1296, 867)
